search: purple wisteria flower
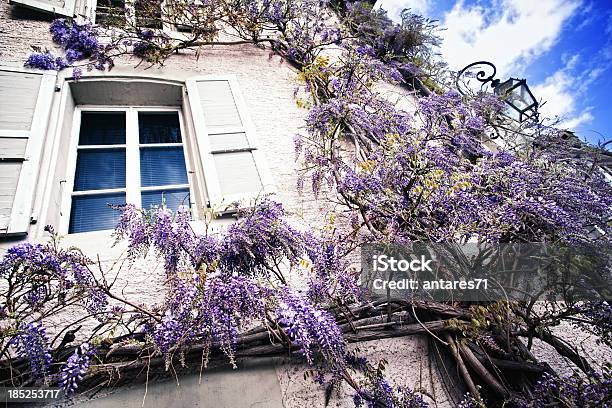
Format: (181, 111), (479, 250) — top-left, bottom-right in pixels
(25, 51), (67, 70)
(515, 369), (612, 408)
(348, 354), (429, 408)
(10, 322), (52, 378)
(59, 343), (96, 395)
(276, 288), (345, 369)
(151, 272), (266, 365)
(0, 236), (109, 321)
(25, 19), (107, 75)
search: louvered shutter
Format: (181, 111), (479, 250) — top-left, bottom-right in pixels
(9, 0), (76, 17)
(0, 67), (56, 235)
(185, 76), (274, 210)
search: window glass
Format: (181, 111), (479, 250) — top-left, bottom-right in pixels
(140, 146), (188, 187)
(71, 111), (127, 233)
(69, 193), (126, 233)
(79, 112), (126, 145)
(141, 188), (190, 212)
(139, 113), (182, 144)
(139, 112), (188, 190)
(74, 149), (126, 191)
(96, 0), (126, 27)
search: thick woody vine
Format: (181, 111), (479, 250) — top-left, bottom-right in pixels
(3, 1), (611, 407)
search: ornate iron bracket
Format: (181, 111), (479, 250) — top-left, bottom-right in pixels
(455, 61), (500, 95)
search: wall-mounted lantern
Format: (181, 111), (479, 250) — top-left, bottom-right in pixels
(456, 61), (539, 123)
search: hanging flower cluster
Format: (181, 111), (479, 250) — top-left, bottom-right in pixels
(295, 55), (612, 243)
(342, 1), (440, 66)
(25, 51), (68, 71)
(25, 19), (110, 77)
(151, 272), (267, 365)
(59, 343), (96, 395)
(277, 288), (346, 367)
(114, 201), (302, 275)
(114, 200), (359, 303)
(0, 202), (360, 394)
(348, 354), (430, 408)
(9, 322), (52, 378)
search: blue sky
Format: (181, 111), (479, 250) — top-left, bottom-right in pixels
(375, 0), (612, 146)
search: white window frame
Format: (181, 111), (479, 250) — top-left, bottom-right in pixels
(185, 75), (276, 209)
(9, 0), (77, 18)
(59, 106), (195, 234)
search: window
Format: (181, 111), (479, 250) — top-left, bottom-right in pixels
(55, 76), (273, 236)
(94, 0), (163, 30)
(69, 111), (127, 234)
(93, 0), (197, 33)
(95, 0), (126, 28)
(135, 0), (163, 29)
(67, 108), (190, 234)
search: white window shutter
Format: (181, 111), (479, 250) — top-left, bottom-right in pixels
(9, 0), (77, 17)
(0, 67), (56, 236)
(185, 76), (274, 210)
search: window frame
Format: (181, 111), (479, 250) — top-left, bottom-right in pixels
(9, 0), (77, 18)
(59, 105), (195, 235)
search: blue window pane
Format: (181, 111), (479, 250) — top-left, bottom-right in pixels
(74, 149), (126, 191)
(79, 112), (126, 145)
(140, 147), (188, 187)
(69, 193), (126, 233)
(139, 113), (181, 144)
(141, 189), (190, 213)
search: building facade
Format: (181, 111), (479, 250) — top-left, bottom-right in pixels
(0, 2), (460, 406)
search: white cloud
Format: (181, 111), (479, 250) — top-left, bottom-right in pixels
(532, 71), (575, 118)
(558, 110), (594, 129)
(374, 0), (431, 21)
(439, 0), (581, 76)
(531, 59), (597, 129)
(376, 1), (581, 76)
(377, 0), (595, 132)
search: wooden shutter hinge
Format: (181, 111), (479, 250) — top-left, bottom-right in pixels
(0, 157), (26, 163)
